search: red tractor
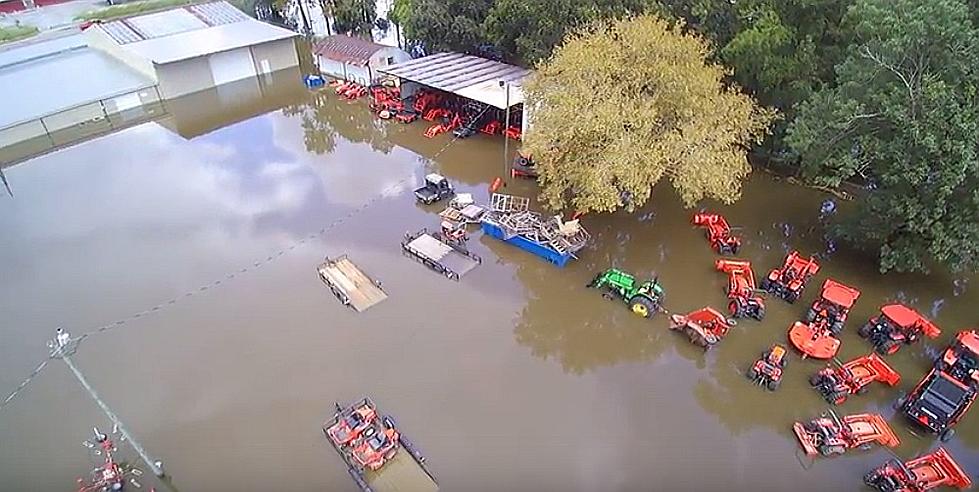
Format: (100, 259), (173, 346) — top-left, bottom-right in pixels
(859, 304), (941, 355)
(804, 279), (861, 335)
(692, 213), (741, 255)
(668, 306), (736, 349)
(809, 353), (901, 405)
(938, 330), (979, 387)
(761, 251), (820, 303)
(793, 410), (899, 457)
(76, 428), (135, 492)
(715, 259), (766, 320)
(350, 416), (401, 472)
(325, 399), (378, 448)
(747, 344), (787, 391)
(864, 447), (972, 492)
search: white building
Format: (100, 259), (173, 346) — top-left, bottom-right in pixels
(84, 1), (299, 99)
(313, 34), (411, 85)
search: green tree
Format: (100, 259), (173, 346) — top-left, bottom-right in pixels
(399, 0), (494, 53)
(524, 15), (776, 213)
(787, 0), (979, 272)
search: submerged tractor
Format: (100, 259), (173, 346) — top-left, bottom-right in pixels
(793, 410), (899, 457)
(761, 250), (820, 303)
(899, 330), (979, 442)
(809, 353), (901, 405)
(864, 448), (972, 492)
(715, 259), (766, 320)
(692, 213), (741, 255)
(747, 344), (788, 391)
(789, 278), (861, 359)
(588, 269), (664, 318)
(669, 307), (736, 349)
(859, 304), (941, 355)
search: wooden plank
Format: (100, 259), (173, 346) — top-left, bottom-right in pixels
(317, 257), (387, 312)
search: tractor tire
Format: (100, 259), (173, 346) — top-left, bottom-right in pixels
(767, 379), (779, 391)
(629, 296), (656, 319)
(730, 243), (740, 255)
(857, 386), (868, 395)
(893, 394), (907, 410)
(752, 305), (766, 321)
(858, 322), (873, 338)
(809, 374), (823, 386)
(747, 367), (759, 381)
(830, 320), (844, 336)
(940, 428), (955, 442)
(805, 308), (817, 323)
(729, 299), (744, 318)
(880, 339), (901, 356)
(760, 278), (772, 292)
(786, 290), (801, 304)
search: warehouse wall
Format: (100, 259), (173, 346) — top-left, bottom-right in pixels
(250, 38), (299, 75)
(85, 27), (157, 80)
(156, 57), (214, 99)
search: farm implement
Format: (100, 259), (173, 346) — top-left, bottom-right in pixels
(864, 448), (971, 492)
(714, 259), (766, 320)
(793, 410), (899, 457)
(692, 213), (741, 255)
(669, 307), (735, 349)
(761, 251), (819, 303)
(324, 398), (438, 492)
(859, 304), (941, 355)
(809, 353), (900, 405)
(747, 344), (787, 391)
(588, 268), (664, 318)
(76, 427), (143, 492)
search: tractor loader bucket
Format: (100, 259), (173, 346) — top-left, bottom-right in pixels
(848, 353), (901, 387)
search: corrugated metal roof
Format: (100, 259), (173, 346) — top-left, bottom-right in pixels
(378, 53), (531, 109)
(312, 34), (386, 66)
(98, 1), (252, 44)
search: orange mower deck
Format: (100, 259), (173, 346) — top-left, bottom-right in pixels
(789, 320), (840, 359)
(793, 412), (899, 456)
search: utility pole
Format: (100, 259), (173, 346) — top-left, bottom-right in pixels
(50, 332), (166, 479)
(500, 80), (510, 186)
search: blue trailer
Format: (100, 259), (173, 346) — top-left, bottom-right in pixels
(481, 220), (573, 266)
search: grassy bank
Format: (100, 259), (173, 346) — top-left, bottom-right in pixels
(75, 0), (197, 21)
(0, 24), (39, 45)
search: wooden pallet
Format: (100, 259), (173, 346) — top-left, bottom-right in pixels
(491, 193), (529, 213)
(317, 255), (387, 312)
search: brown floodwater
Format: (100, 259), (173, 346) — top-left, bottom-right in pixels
(1, 73), (978, 492)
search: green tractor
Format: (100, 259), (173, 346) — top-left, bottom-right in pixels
(587, 268), (665, 318)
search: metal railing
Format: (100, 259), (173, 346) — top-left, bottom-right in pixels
(0, 85), (167, 166)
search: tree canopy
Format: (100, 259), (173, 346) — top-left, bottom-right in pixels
(523, 15), (776, 213)
(786, 0), (979, 272)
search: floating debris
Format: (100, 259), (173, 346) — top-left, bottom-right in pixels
(481, 194), (590, 267)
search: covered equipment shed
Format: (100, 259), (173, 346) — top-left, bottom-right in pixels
(377, 52), (532, 136)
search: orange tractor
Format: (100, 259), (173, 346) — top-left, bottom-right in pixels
(789, 278), (860, 358)
(692, 213), (741, 255)
(714, 259), (766, 320)
(859, 304), (941, 355)
(325, 399), (377, 448)
(937, 329), (979, 387)
(809, 353), (901, 405)
(793, 410), (899, 457)
(747, 344), (788, 391)
(350, 416), (401, 472)
(864, 447), (972, 492)
(761, 251), (820, 303)
(669, 307), (736, 349)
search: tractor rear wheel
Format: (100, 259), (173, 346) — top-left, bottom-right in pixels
(747, 367), (759, 381)
(767, 379), (779, 391)
(941, 428), (955, 442)
(805, 308), (817, 323)
(830, 320), (844, 336)
(760, 278), (772, 292)
(728, 299), (744, 318)
(809, 374), (823, 386)
(752, 305), (766, 321)
(880, 339), (901, 355)
(629, 296), (656, 318)
(858, 322), (873, 338)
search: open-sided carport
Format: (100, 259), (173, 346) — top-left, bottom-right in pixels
(376, 52), (532, 136)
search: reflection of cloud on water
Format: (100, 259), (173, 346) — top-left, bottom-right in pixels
(269, 112), (417, 207)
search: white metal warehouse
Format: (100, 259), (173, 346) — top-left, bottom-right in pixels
(377, 52), (532, 135)
(85, 1), (299, 99)
(313, 34), (411, 85)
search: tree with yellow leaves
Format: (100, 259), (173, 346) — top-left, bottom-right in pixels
(523, 15), (776, 213)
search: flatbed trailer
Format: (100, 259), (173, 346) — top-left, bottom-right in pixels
(324, 398), (438, 492)
(317, 255), (388, 312)
(401, 229), (481, 280)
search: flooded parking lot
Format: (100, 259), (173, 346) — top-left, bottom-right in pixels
(1, 76), (978, 491)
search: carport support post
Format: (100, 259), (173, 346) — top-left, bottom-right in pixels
(500, 80), (510, 185)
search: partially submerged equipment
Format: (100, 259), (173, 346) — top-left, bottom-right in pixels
(805, 279), (861, 335)
(864, 448), (971, 492)
(692, 213), (741, 255)
(714, 259), (766, 320)
(324, 398), (438, 492)
(793, 410), (899, 457)
(747, 344), (787, 391)
(761, 251), (820, 303)
(859, 304), (941, 355)
(317, 256), (387, 312)
(669, 307), (735, 349)
(511, 152), (538, 179)
(480, 193), (590, 267)
(809, 353), (900, 405)
(401, 229), (481, 280)
(788, 320), (841, 359)
(587, 268), (665, 319)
